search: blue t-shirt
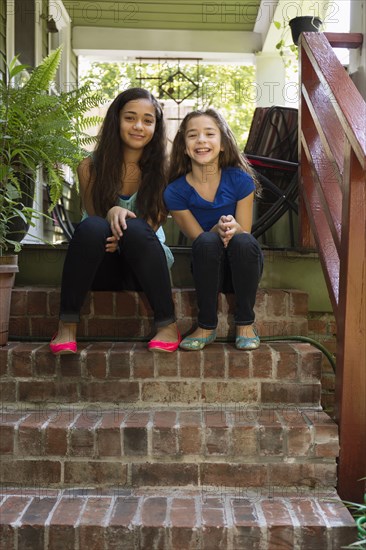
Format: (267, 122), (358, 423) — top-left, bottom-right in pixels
(164, 167), (255, 231)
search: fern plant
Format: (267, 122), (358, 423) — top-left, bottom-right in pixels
(0, 46), (102, 254)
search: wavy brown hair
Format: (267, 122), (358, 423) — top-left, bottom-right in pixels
(168, 108), (259, 192)
(90, 88), (168, 225)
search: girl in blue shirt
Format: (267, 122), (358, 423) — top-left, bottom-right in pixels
(164, 108), (263, 350)
(50, 88), (180, 355)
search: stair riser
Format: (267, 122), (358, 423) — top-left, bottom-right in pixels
(9, 288), (309, 339)
(0, 493), (356, 550)
(0, 411), (339, 463)
(0, 460), (337, 489)
(0, 342), (322, 406)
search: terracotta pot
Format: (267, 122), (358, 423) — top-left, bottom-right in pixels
(0, 255), (19, 346)
(289, 16), (322, 45)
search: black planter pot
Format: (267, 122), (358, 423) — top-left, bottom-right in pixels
(289, 16), (322, 45)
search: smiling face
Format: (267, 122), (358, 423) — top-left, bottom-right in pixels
(119, 98), (156, 151)
(184, 115), (223, 167)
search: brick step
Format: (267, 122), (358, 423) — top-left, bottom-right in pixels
(0, 487), (356, 549)
(0, 408), (338, 489)
(1, 342), (322, 406)
(9, 287), (309, 339)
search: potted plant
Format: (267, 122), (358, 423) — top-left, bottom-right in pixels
(0, 46), (101, 345)
(274, 15), (323, 62)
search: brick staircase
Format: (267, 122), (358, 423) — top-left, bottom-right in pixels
(0, 287), (356, 549)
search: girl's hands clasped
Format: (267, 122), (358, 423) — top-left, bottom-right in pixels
(218, 215), (242, 247)
(106, 206), (136, 239)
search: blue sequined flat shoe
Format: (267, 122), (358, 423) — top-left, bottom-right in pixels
(235, 328), (260, 350)
(179, 330), (217, 351)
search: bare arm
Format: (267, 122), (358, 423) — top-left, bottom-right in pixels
(77, 157), (96, 216)
(217, 193), (255, 247)
(169, 210), (204, 241)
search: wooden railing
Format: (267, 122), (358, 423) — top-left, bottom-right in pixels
(299, 32), (366, 503)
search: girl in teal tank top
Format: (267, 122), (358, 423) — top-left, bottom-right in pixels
(50, 88), (181, 355)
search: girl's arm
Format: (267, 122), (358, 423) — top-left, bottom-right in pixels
(170, 210), (204, 241)
(234, 192), (254, 232)
(217, 193), (255, 247)
(77, 157), (96, 216)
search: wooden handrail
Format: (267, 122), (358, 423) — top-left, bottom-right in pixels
(299, 32), (366, 503)
(323, 32), (363, 49)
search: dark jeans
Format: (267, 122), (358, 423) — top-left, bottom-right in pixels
(59, 216), (175, 327)
(191, 232), (264, 329)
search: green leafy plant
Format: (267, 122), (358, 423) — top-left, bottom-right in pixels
(342, 486), (366, 548)
(274, 20), (299, 65)
(0, 46), (102, 254)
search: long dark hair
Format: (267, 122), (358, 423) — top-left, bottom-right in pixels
(168, 108), (258, 190)
(91, 88), (168, 225)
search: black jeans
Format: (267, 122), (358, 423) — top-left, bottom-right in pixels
(59, 216), (175, 327)
(191, 232), (263, 329)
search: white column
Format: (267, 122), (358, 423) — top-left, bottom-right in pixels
(255, 53), (289, 107)
(349, 0), (366, 99)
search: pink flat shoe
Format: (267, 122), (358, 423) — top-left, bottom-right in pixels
(148, 331), (181, 353)
(49, 334), (77, 355)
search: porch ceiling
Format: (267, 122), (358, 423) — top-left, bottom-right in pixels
(62, 0), (282, 63)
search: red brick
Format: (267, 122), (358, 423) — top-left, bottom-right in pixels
(87, 318), (141, 338)
(268, 463), (315, 486)
(17, 413), (46, 456)
(203, 346), (226, 378)
(11, 343), (39, 376)
(266, 290), (288, 317)
(205, 427), (229, 455)
(131, 463), (198, 486)
(115, 291), (138, 317)
(231, 498), (261, 549)
(48, 496), (85, 549)
(142, 381), (201, 404)
(18, 380), (79, 402)
(0, 495), (31, 525)
(170, 497), (199, 550)
(59, 352), (83, 377)
(0, 460), (61, 485)
(85, 344), (111, 378)
(290, 498), (328, 549)
(140, 496), (168, 548)
(124, 423), (148, 456)
(93, 291), (114, 315)
(202, 498), (228, 549)
(261, 498), (294, 549)
(178, 412), (201, 455)
(45, 412), (75, 455)
(10, 289), (27, 315)
(251, 345), (272, 378)
(261, 382), (321, 405)
(79, 497), (113, 550)
(33, 344), (57, 376)
(106, 496), (139, 549)
(64, 461), (127, 486)
(132, 344), (154, 377)
(8, 316), (30, 337)
(109, 343), (132, 378)
(0, 426), (14, 454)
(289, 290), (308, 316)
(203, 381), (259, 403)
(0, 346), (13, 377)
(0, 381), (16, 401)
(18, 497), (57, 550)
(287, 426), (312, 457)
(231, 426), (258, 457)
(179, 352), (201, 378)
(155, 353), (178, 377)
(259, 425), (284, 456)
(298, 345), (322, 379)
(201, 463), (267, 486)
(273, 343), (299, 380)
(80, 381), (139, 402)
(27, 290), (47, 315)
